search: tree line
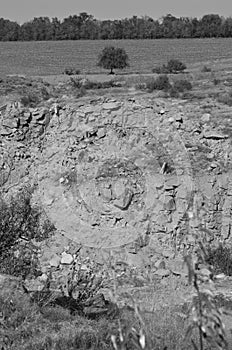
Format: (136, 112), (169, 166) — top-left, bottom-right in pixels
(1, 13), (232, 41)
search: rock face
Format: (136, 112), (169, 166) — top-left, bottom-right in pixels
(0, 102), (53, 141)
(1, 95), (232, 252)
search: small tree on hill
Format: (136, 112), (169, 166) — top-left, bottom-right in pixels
(97, 46), (129, 74)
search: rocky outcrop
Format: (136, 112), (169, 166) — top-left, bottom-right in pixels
(1, 95), (232, 252)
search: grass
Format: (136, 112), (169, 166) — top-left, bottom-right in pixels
(0, 76), (54, 107)
(0, 287), (118, 350)
(0, 282), (195, 350)
(1, 39), (232, 76)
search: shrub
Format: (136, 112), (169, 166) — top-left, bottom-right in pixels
(152, 59), (186, 74)
(173, 79), (192, 92)
(152, 65), (169, 74)
(20, 93), (40, 107)
(205, 244), (232, 276)
(169, 87), (180, 98)
(0, 188), (55, 278)
(70, 77), (83, 88)
(201, 65), (212, 72)
(213, 78), (220, 85)
(217, 90), (232, 106)
(166, 59), (186, 73)
(63, 67), (80, 75)
(147, 75), (171, 92)
(97, 46), (129, 74)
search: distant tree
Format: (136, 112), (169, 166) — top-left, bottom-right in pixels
(200, 14), (222, 37)
(97, 46), (129, 74)
(2, 12), (232, 41)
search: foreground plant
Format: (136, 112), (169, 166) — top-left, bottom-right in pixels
(185, 252), (228, 350)
(184, 206), (229, 350)
(111, 307), (146, 350)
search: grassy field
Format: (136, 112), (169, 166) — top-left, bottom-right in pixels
(1, 38), (232, 76)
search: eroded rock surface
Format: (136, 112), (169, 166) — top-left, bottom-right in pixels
(1, 95), (232, 252)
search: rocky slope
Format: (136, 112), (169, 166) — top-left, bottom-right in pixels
(0, 92), (232, 310)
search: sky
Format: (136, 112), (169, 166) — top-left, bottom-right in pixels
(1, 0), (232, 24)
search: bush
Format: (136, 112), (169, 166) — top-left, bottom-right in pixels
(213, 78), (220, 86)
(169, 87), (180, 98)
(166, 59), (186, 73)
(152, 65), (169, 74)
(147, 75), (171, 92)
(205, 244), (232, 276)
(63, 67), (80, 75)
(201, 65), (212, 72)
(97, 46), (129, 74)
(173, 79), (192, 92)
(0, 188), (55, 278)
(152, 59), (186, 74)
(217, 90), (232, 106)
(20, 93), (40, 107)
(70, 77), (83, 88)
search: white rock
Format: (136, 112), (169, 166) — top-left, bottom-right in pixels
(102, 102), (121, 111)
(59, 177), (65, 184)
(50, 255), (61, 267)
(61, 252), (73, 265)
(201, 113), (211, 123)
(38, 273), (48, 282)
